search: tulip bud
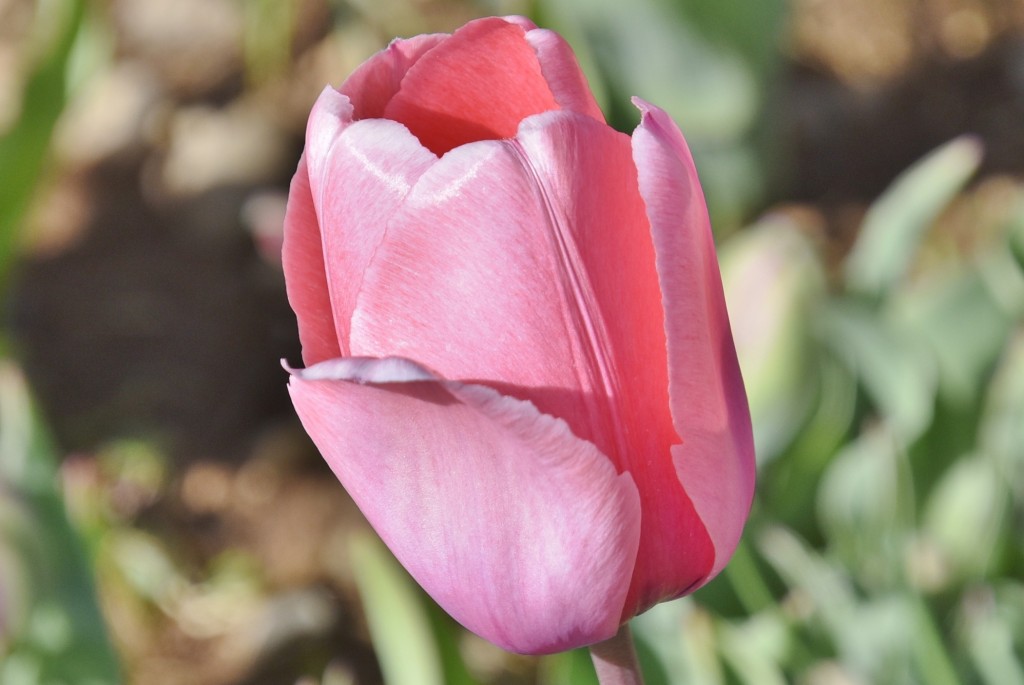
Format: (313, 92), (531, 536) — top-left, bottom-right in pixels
(283, 16), (755, 654)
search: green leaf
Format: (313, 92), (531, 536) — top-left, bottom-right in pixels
(0, 362), (120, 684)
(758, 355), (856, 534)
(896, 268), (1013, 407)
(817, 426), (914, 590)
(243, 0), (294, 84)
(0, 0), (86, 285)
(923, 455), (1007, 582)
(348, 530), (453, 685)
(719, 214), (826, 462)
(845, 136), (983, 297)
(964, 584), (1024, 685)
(632, 600), (724, 685)
(422, 599), (480, 685)
(980, 332), (1024, 502)
(1006, 195), (1024, 274)
(539, 647), (599, 685)
(909, 599), (961, 685)
(665, 0), (787, 80)
(755, 526), (858, 647)
(720, 538), (776, 615)
(819, 300), (937, 441)
(758, 527), (936, 683)
(970, 609), (1024, 685)
(533, 0), (766, 229)
(717, 613), (790, 685)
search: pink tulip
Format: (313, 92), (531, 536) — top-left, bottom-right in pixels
(283, 16), (754, 655)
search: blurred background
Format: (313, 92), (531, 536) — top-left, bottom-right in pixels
(1, 0), (1023, 683)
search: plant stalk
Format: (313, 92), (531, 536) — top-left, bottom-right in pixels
(590, 623), (645, 685)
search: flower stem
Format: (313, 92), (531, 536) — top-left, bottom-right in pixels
(589, 623), (645, 685)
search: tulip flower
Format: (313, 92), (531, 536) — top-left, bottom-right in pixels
(282, 14), (755, 666)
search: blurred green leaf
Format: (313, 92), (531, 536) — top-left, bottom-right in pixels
(963, 584), (1024, 685)
(759, 355), (856, 533)
(107, 529), (181, 603)
(0, 484), (33, 651)
(422, 599), (480, 685)
(243, 0), (294, 84)
(817, 426), (914, 590)
(969, 605), (1024, 685)
(541, 0), (758, 136)
(534, 0), (767, 229)
(348, 530), (475, 685)
(909, 599), (960, 685)
(539, 646), (598, 685)
(896, 268), (1012, 408)
(720, 214), (826, 462)
(630, 631), (673, 685)
(1010, 211), (1024, 273)
(820, 300), (937, 441)
(717, 613), (789, 685)
(1003, 191), (1024, 275)
(0, 362), (120, 684)
(757, 527), (937, 683)
(985, 200), (1024, 316)
(720, 538), (776, 616)
(923, 455), (1007, 581)
(0, 0), (85, 284)
(665, 0), (786, 79)
(756, 526), (857, 649)
(845, 136), (983, 297)
(980, 332), (1024, 502)
(632, 600), (723, 685)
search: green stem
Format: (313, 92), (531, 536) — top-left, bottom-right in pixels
(590, 623), (645, 685)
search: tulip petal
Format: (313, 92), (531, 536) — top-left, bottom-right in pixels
(282, 155), (341, 365)
(500, 13), (602, 121)
(304, 84), (355, 178)
(349, 135), (613, 452)
(631, 98), (756, 582)
(300, 87), (437, 360)
(282, 89), (359, 364)
(340, 33), (449, 120)
(523, 28), (605, 122)
(287, 356), (641, 654)
(384, 17), (559, 155)
(512, 112), (716, 615)
(350, 111), (717, 614)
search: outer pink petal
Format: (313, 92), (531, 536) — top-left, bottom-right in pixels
(302, 87), (436, 360)
(282, 88), (360, 365)
(383, 17), (559, 155)
(631, 98), (756, 584)
(339, 33), (449, 120)
(348, 135), (614, 454)
(282, 155), (340, 365)
(287, 356), (641, 654)
(512, 112), (714, 617)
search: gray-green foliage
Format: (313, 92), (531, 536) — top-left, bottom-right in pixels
(0, 1), (121, 680)
(0, 364), (121, 685)
(533, 0), (786, 232)
(698, 136), (1024, 685)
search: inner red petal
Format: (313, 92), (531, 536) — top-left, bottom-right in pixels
(383, 18), (560, 155)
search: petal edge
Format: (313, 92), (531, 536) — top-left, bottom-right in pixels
(631, 98), (756, 582)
